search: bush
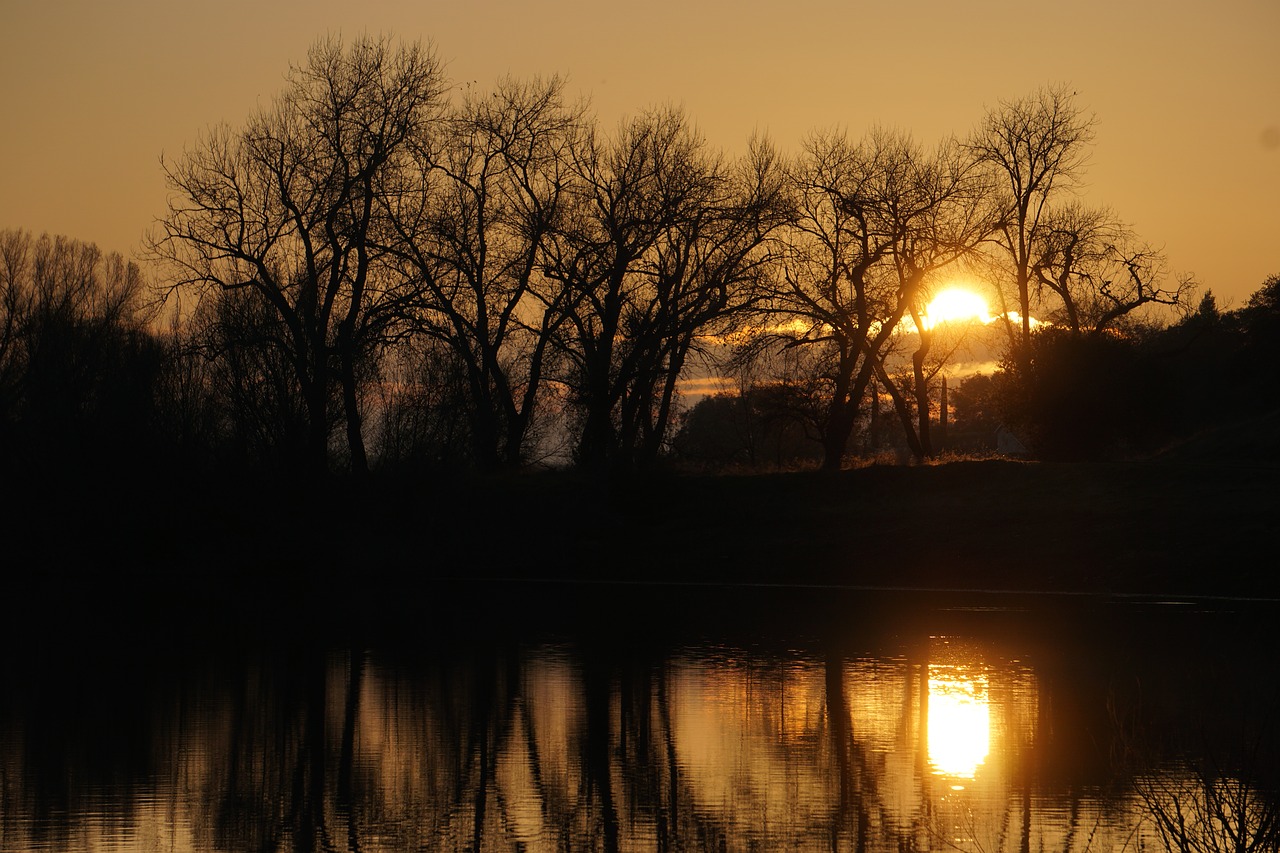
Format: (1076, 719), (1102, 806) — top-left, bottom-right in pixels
(1000, 328), (1174, 461)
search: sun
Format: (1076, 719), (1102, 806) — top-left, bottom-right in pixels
(923, 287), (992, 329)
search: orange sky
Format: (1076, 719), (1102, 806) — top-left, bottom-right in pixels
(2, 0), (1276, 305)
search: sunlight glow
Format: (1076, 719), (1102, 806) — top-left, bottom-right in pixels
(922, 288), (993, 330)
(927, 669), (990, 779)
(1005, 310), (1048, 330)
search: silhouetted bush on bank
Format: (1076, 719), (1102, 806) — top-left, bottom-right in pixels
(996, 328), (1177, 461)
(672, 386), (824, 471)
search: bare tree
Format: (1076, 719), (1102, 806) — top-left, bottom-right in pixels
(0, 229), (35, 412)
(1030, 202), (1192, 336)
(760, 128), (996, 469)
(615, 136), (787, 470)
(969, 83), (1096, 359)
(370, 335), (477, 470)
(895, 139), (1001, 458)
(381, 76), (584, 469)
(0, 229), (153, 468)
(148, 35), (447, 476)
(747, 127), (894, 472)
(191, 287), (322, 471)
(543, 108), (784, 474)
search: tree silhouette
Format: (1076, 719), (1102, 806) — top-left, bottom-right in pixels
(0, 228), (156, 476)
(543, 109), (785, 474)
(382, 76), (585, 469)
(149, 35), (448, 476)
(1029, 201), (1190, 336)
(969, 83), (1096, 361)
(758, 128), (996, 469)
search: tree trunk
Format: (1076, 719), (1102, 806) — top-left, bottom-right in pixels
(869, 375), (880, 453)
(876, 363), (925, 462)
(576, 282), (623, 474)
(339, 178), (374, 478)
(339, 348), (368, 476)
(470, 402), (503, 472)
(912, 327), (934, 459)
(820, 344), (858, 471)
(821, 398), (857, 471)
(939, 376), (948, 452)
(578, 390), (616, 473)
(303, 372), (330, 478)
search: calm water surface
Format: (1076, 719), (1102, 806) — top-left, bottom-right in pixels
(2, 582), (1277, 852)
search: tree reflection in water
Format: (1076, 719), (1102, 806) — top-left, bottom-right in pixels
(2, 594), (1277, 852)
(1112, 654), (1280, 853)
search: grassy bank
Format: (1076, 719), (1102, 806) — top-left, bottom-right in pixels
(381, 456), (1277, 597)
(7, 427), (1278, 607)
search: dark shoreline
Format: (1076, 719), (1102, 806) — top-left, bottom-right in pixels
(7, 452), (1278, 618)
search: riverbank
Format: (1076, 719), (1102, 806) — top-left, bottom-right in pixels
(6, 421), (1278, 612)
(387, 456), (1277, 597)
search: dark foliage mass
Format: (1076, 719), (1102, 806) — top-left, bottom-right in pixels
(987, 282), (1280, 462)
(995, 329), (1174, 461)
(0, 36), (1271, 494)
(0, 231), (161, 478)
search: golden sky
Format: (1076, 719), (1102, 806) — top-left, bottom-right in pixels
(2, 0), (1276, 304)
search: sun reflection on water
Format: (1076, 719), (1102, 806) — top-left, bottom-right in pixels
(927, 667), (991, 780)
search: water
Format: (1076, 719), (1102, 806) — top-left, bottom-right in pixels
(3, 581), (1277, 852)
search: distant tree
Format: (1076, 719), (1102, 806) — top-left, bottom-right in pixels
(1057, 278), (1280, 457)
(948, 372), (1002, 452)
(149, 313), (223, 470)
(0, 229), (157, 474)
(673, 384), (823, 471)
(149, 35), (448, 476)
(720, 335), (832, 450)
(370, 337), (475, 470)
(193, 287), (325, 471)
(999, 327), (1175, 460)
(1235, 273), (1280, 412)
(1246, 273), (1280, 312)
(0, 229), (33, 417)
(1195, 290), (1219, 321)
(671, 393), (756, 470)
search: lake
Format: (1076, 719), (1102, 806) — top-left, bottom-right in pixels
(3, 581), (1277, 852)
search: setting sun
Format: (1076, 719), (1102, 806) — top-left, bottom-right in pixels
(922, 288), (993, 330)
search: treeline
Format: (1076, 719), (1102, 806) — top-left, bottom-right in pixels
(969, 284), (1280, 462)
(674, 281), (1280, 467)
(2, 35), (1271, 486)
